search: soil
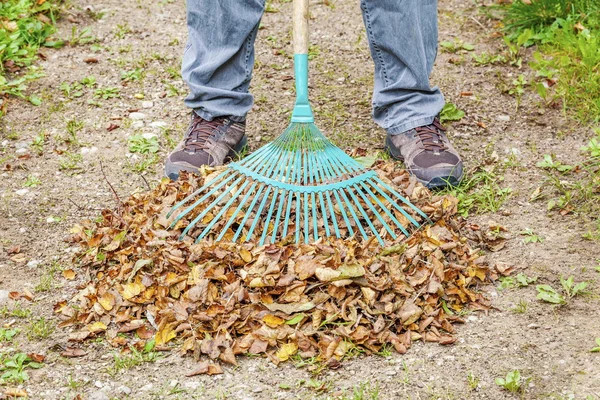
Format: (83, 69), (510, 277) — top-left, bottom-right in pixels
(1, 0), (599, 399)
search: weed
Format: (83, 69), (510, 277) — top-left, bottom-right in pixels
(68, 26), (95, 46)
(60, 81), (84, 98)
(65, 374), (85, 390)
(440, 167), (512, 217)
(114, 23), (131, 39)
(35, 260), (63, 292)
(128, 134), (159, 154)
(536, 154), (574, 173)
(59, 152), (83, 172)
(108, 339), (162, 376)
(0, 0), (62, 115)
(495, 370), (530, 393)
(503, 29), (533, 67)
(0, 303), (32, 319)
(26, 317), (55, 340)
(536, 276), (589, 305)
(94, 87), (120, 100)
(0, 328), (19, 342)
(498, 272), (537, 290)
(440, 39), (475, 53)
(80, 75), (97, 87)
(439, 102), (465, 124)
(342, 381), (380, 400)
(30, 132), (45, 154)
(23, 174), (41, 187)
(472, 51), (506, 66)
(66, 119), (84, 137)
(509, 74), (528, 106)
(520, 228), (544, 243)
(467, 371), (480, 390)
(0, 352), (44, 384)
(121, 68), (145, 82)
(591, 338), (600, 352)
(536, 284), (566, 304)
(511, 299), (528, 314)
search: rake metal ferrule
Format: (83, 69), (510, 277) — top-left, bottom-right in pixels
(291, 54), (314, 123)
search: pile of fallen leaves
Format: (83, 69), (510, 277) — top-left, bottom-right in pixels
(56, 162), (506, 375)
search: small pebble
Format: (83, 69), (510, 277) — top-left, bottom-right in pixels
(117, 386), (132, 395)
(142, 101), (154, 109)
(15, 189), (29, 196)
(27, 260), (41, 268)
(132, 121), (145, 129)
(149, 121), (168, 128)
(497, 115), (511, 122)
(94, 381), (103, 388)
(0, 290), (10, 305)
(15, 148), (28, 154)
(88, 391), (109, 400)
(527, 323), (540, 329)
(129, 112), (147, 120)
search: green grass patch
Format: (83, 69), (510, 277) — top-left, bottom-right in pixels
(501, 0), (600, 123)
(0, 0), (63, 117)
(440, 167), (512, 217)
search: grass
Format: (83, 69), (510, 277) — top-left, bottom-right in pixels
(0, 0), (63, 117)
(0, 303), (32, 319)
(501, 0), (600, 123)
(440, 167), (512, 217)
(536, 131), (600, 238)
(107, 339), (162, 376)
(26, 317), (55, 340)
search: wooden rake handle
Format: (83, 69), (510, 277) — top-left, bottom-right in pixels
(293, 0), (309, 54)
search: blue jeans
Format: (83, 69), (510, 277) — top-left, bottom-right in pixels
(182, 0), (444, 134)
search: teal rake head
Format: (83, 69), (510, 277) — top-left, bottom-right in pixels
(167, 120), (428, 246)
(166, 0), (429, 246)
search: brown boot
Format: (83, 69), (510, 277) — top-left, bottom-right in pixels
(164, 113), (247, 180)
(385, 118), (463, 189)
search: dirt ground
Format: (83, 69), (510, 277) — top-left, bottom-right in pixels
(1, 0), (599, 399)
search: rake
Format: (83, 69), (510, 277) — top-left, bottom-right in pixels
(167, 0), (428, 246)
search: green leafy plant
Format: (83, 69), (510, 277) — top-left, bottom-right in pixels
(495, 370), (530, 393)
(520, 228), (544, 243)
(560, 275), (589, 298)
(498, 273), (537, 290)
(440, 102), (465, 124)
(0, 352), (44, 384)
(581, 131), (600, 158)
(536, 154), (574, 172)
(440, 39), (475, 53)
(108, 339), (162, 376)
(472, 52), (506, 66)
(536, 284), (566, 304)
(23, 174), (41, 187)
(94, 87), (120, 100)
(128, 135), (159, 154)
(0, 328), (19, 342)
(591, 338), (600, 352)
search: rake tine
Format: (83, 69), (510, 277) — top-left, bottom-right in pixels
(258, 188), (280, 245)
(357, 181), (410, 237)
(180, 176), (245, 239)
(352, 184), (397, 240)
(196, 180), (251, 242)
(344, 187), (385, 245)
(216, 182), (258, 242)
(338, 188), (369, 241)
(232, 185), (266, 242)
(168, 171), (239, 228)
(371, 178), (429, 224)
(245, 186), (273, 242)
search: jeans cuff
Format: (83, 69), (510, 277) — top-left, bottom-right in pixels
(386, 116), (437, 135)
(193, 108), (246, 123)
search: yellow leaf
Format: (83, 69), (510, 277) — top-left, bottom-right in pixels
(276, 342), (298, 362)
(156, 323), (177, 346)
(4, 388), (27, 397)
(87, 321), (107, 333)
(121, 281), (144, 300)
(240, 249), (252, 263)
(98, 292), (115, 311)
(263, 314), (285, 328)
(63, 269), (76, 280)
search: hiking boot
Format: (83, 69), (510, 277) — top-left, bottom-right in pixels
(164, 113), (247, 180)
(385, 118), (463, 189)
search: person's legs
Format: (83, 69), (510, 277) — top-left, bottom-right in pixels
(360, 0), (462, 188)
(360, 0), (443, 133)
(165, 0), (264, 180)
(182, 0), (265, 121)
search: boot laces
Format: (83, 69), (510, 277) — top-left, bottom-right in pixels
(183, 116), (226, 152)
(415, 119), (448, 153)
